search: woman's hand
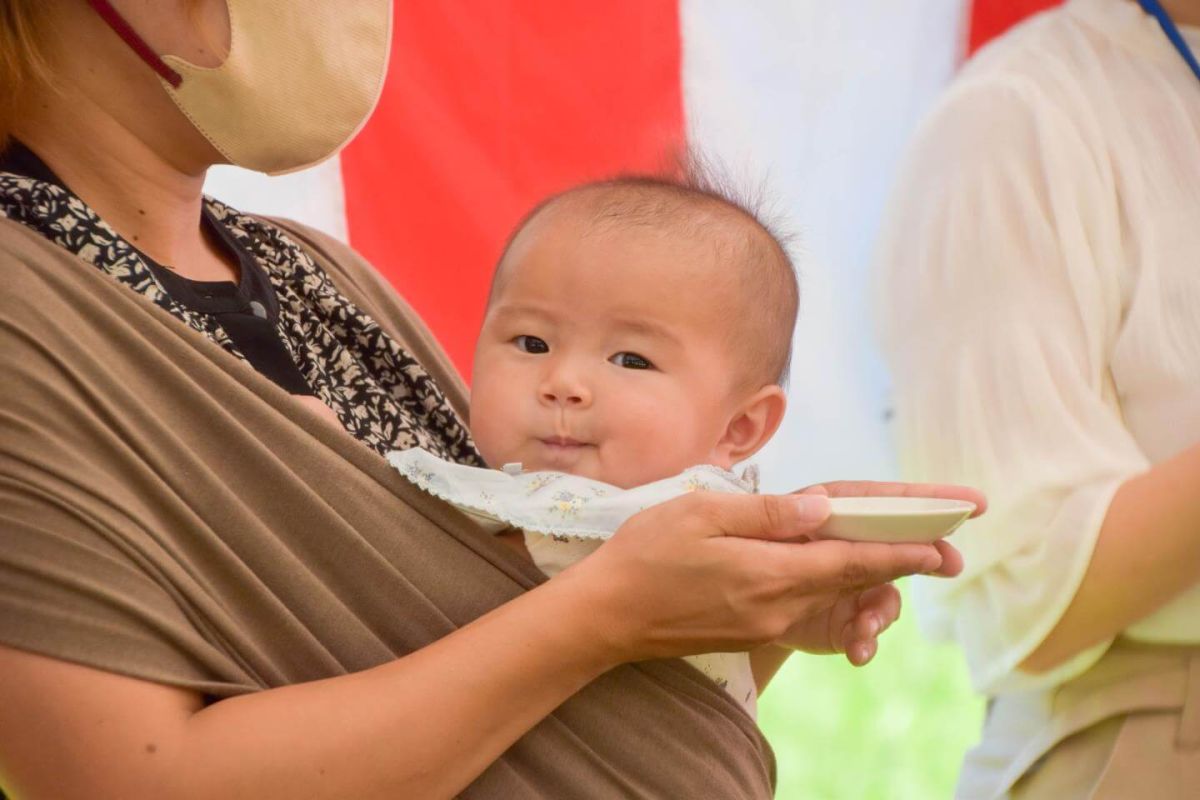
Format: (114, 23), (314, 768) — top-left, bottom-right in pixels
(556, 490), (956, 666)
(772, 583), (903, 666)
(769, 480), (981, 665)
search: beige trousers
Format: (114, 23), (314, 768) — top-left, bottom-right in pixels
(1011, 648), (1200, 799)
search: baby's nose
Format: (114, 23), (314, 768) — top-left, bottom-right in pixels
(539, 373), (592, 407)
(540, 386), (589, 407)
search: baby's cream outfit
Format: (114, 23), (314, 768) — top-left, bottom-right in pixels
(386, 447), (761, 719)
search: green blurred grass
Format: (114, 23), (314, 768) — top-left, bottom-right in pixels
(758, 580), (984, 800)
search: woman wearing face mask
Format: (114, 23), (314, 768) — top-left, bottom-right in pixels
(0, 2), (976, 797)
(878, 0), (1200, 797)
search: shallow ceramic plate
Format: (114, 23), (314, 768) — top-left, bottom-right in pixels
(817, 497), (976, 543)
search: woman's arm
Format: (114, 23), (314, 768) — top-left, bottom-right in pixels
(1022, 442), (1200, 671)
(0, 577), (611, 800)
(0, 491), (947, 800)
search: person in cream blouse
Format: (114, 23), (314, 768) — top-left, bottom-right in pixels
(877, 0), (1200, 796)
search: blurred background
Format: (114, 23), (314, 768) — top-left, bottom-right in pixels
(206, 1), (1059, 796)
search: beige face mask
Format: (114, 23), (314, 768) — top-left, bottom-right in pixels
(87, 0), (392, 175)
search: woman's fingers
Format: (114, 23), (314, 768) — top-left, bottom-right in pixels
(931, 539), (964, 577)
(846, 586), (900, 645)
(858, 584), (901, 633)
(847, 638), (878, 667)
(701, 492), (832, 541)
(778, 538), (942, 594)
(843, 585), (902, 666)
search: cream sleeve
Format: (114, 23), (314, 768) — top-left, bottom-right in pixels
(875, 75), (1152, 695)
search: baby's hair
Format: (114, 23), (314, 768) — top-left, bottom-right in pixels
(492, 154), (799, 389)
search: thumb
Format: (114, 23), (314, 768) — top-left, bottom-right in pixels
(710, 492), (832, 542)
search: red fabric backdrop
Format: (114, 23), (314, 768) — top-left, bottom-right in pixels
(339, 0), (1064, 379)
(968, 0), (1064, 55)
(340, 2), (684, 378)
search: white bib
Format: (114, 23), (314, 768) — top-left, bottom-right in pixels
(386, 447), (761, 719)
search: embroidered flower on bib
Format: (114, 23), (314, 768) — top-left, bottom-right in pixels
(549, 490), (587, 520)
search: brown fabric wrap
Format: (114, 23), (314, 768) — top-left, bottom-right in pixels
(0, 216), (775, 798)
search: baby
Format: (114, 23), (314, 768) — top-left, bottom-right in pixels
(389, 172), (798, 717)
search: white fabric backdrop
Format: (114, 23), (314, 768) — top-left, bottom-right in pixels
(204, 156), (348, 242)
(681, 0), (966, 491)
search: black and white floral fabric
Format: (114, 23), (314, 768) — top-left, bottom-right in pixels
(0, 170), (482, 465)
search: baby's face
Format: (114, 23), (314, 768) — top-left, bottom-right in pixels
(470, 212), (752, 489)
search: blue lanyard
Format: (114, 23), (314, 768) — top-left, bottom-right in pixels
(1138, 0), (1200, 84)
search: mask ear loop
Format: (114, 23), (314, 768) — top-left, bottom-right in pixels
(85, 0), (183, 88)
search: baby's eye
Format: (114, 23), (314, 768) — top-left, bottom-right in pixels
(609, 352), (654, 370)
(514, 335), (549, 354)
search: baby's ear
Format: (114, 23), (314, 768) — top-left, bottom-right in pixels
(715, 385), (787, 464)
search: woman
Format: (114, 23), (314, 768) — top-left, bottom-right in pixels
(879, 0), (1200, 796)
(0, 2), (973, 797)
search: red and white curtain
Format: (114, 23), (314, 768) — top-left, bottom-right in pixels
(206, 0), (1062, 489)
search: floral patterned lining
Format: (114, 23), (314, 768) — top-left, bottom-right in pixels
(0, 167), (482, 465)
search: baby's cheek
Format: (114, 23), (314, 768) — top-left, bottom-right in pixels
(468, 384), (514, 467)
(606, 404), (701, 485)
(469, 412), (515, 469)
(471, 428), (499, 469)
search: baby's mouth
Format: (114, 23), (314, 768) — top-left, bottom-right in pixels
(538, 435), (592, 449)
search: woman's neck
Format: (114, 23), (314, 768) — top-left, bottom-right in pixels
(12, 2), (236, 280)
(17, 95), (212, 271)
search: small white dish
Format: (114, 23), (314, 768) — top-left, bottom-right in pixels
(817, 497), (976, 543)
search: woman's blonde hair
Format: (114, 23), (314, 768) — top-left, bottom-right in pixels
(0, 0), (54, 152)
